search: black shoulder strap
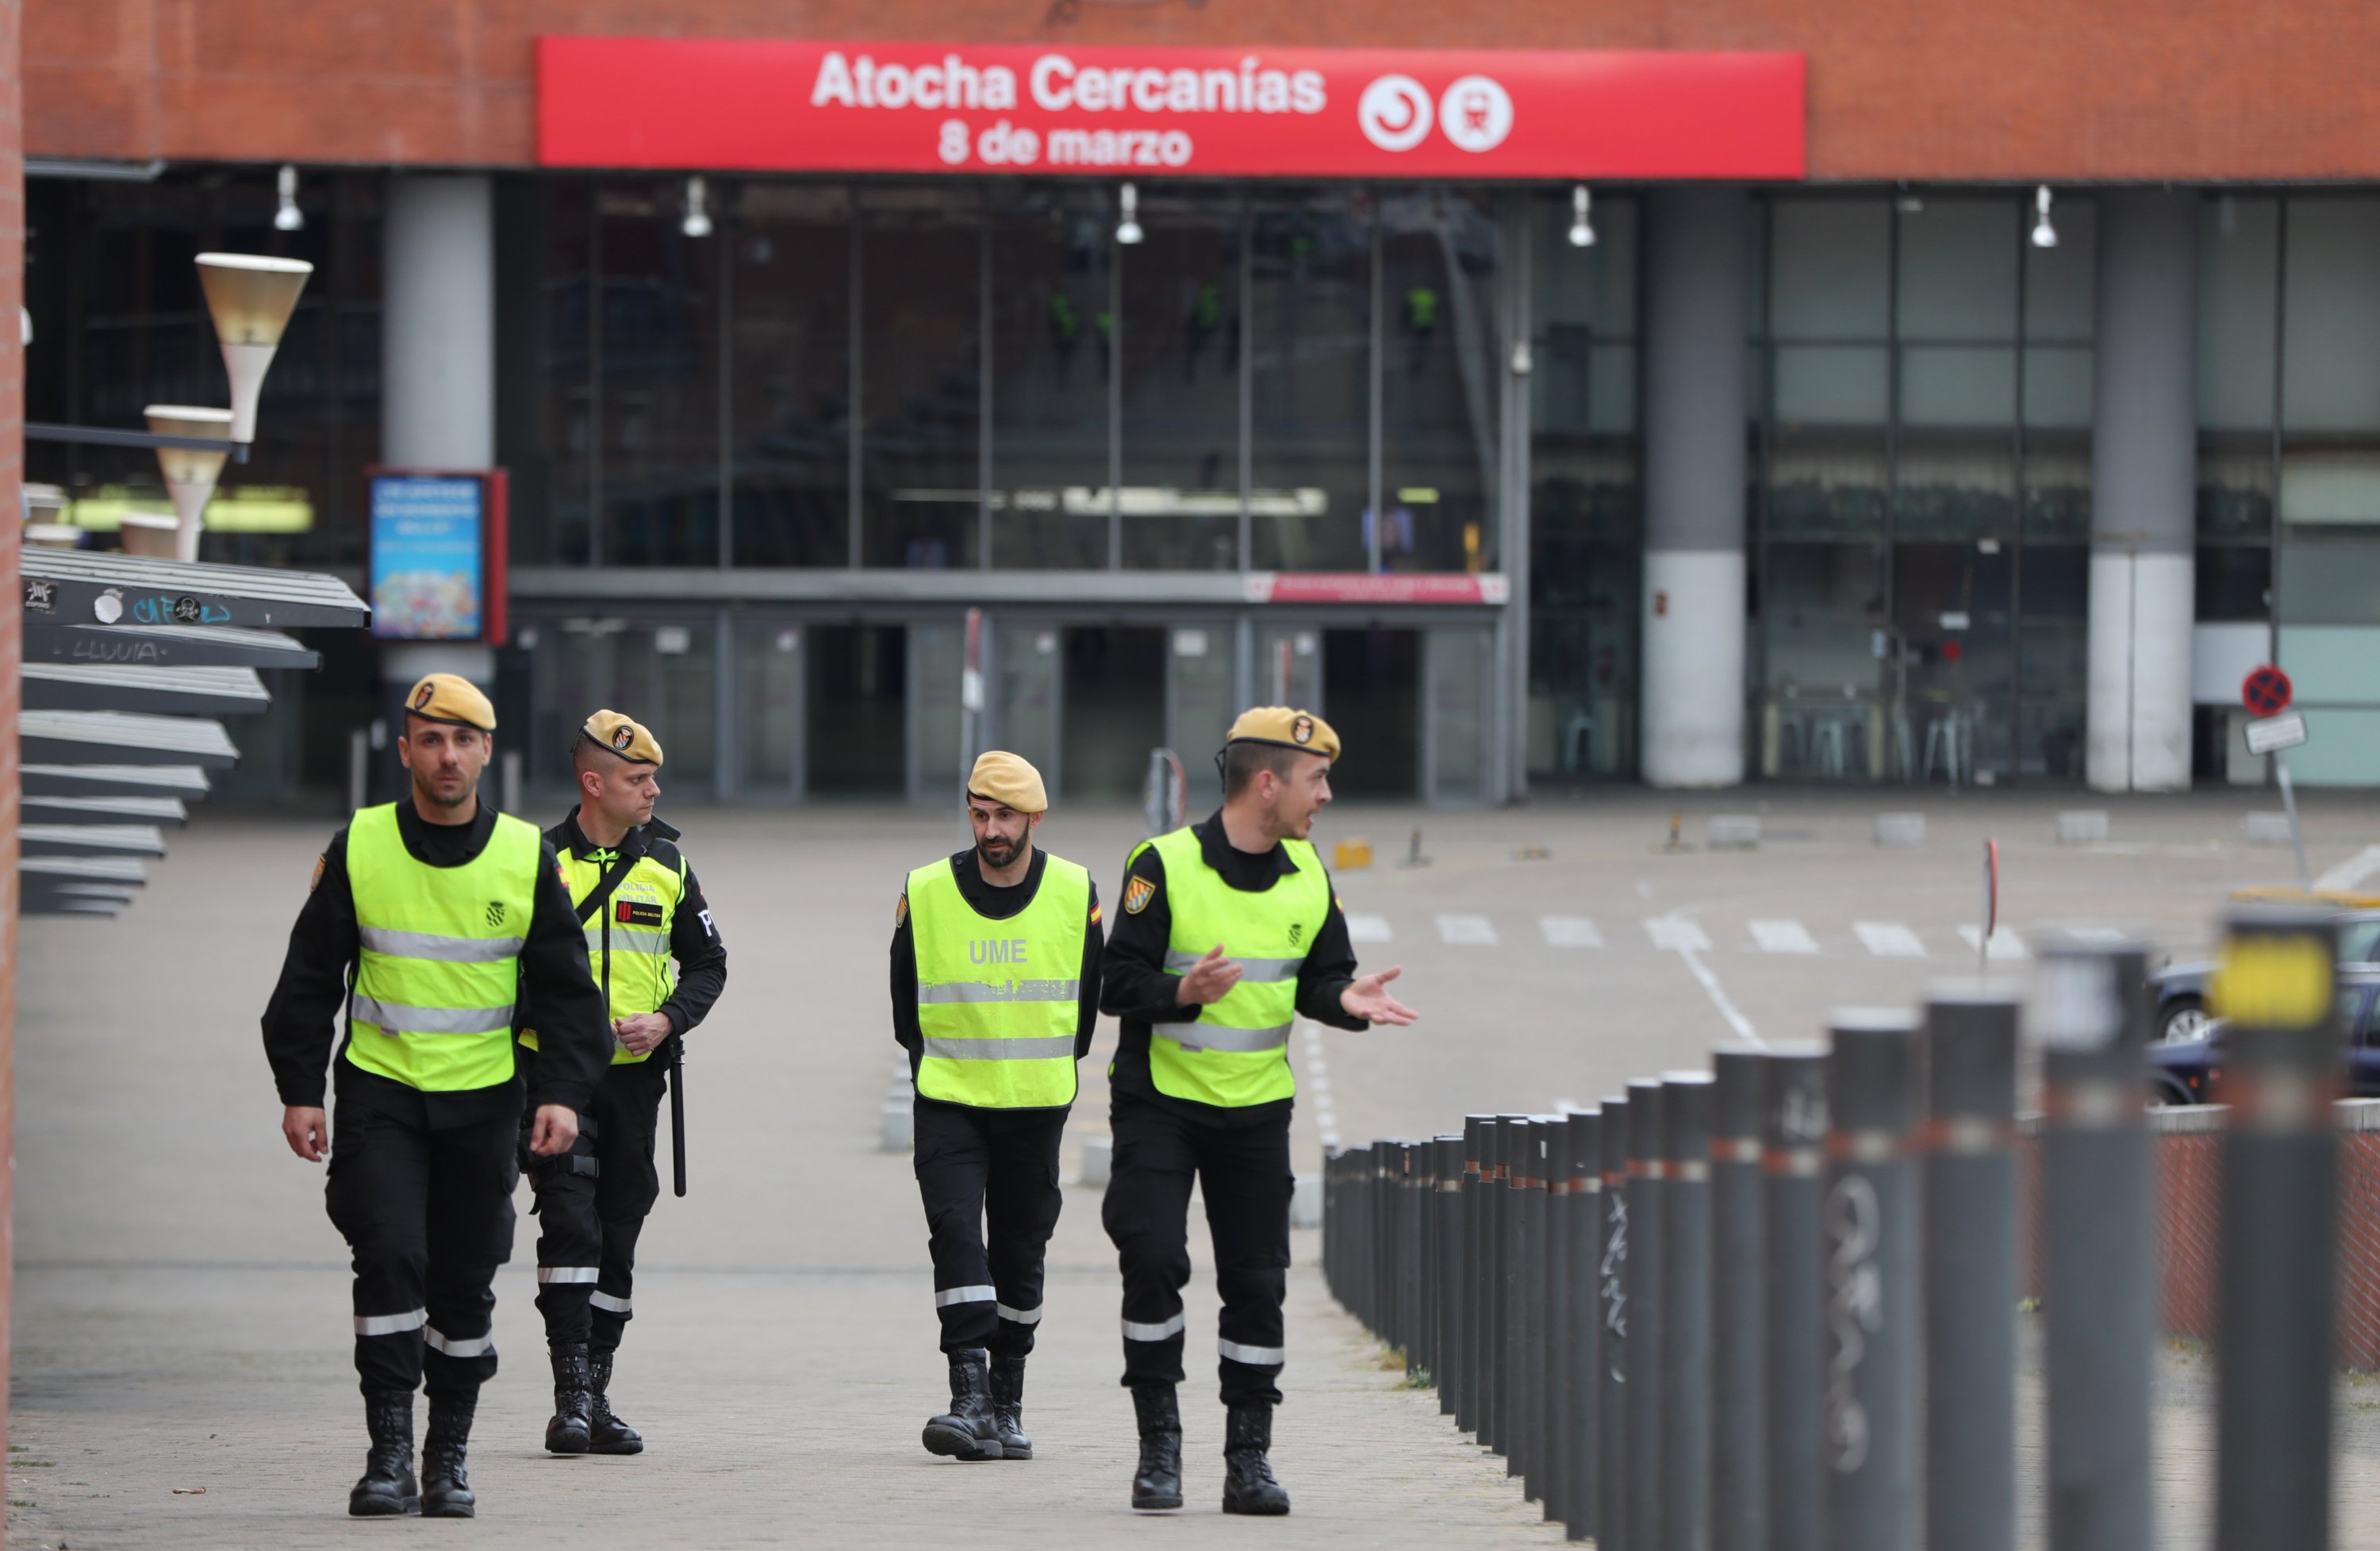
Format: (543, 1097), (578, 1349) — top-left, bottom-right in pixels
(574, 849), (643, 927)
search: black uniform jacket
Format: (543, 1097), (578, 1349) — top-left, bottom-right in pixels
(548, 809), (728, 1040)
(261, 798), (612, 1128)
(1100, 810), (1367, 1129)
(890, 847), (1104, 1119)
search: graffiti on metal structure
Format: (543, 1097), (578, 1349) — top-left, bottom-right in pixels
(1600, 1190), (1628, 1366)
(1823, 1173), (1881, 1473)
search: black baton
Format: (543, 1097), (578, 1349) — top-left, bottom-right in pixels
(668, 1035), (688, 1197)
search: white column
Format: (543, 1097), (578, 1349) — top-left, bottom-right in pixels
(2086, 191), (2199, 793)
(1640, 188), (1750, 788)
(380, 175), (497, 696)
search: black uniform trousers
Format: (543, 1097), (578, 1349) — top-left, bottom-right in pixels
(1100, 1090), (1293, 1407)
(325, 1101), (520, 1399)
(527, 1054), (667, 1353)
(912, 1098), (1067, 1358)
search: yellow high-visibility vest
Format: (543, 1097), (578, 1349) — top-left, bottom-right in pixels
(1138, 827), (1328, 1109)
(344, 803), (539, 1092)
(908, 854), (1089, 1109)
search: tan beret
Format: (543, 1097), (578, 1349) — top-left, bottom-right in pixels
(967, 751), (1047, 814)
(581, 709), (664, 767)
(403, 672), (496, 732)
(1226, 705), (1340, 762)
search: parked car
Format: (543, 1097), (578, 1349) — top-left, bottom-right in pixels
(2148, 969), (2380, 1106)
(2150, 900), (2380, 1045)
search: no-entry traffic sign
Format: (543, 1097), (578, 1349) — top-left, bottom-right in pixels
(2243, 665), (2294, 717)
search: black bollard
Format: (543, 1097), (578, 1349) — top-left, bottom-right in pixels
(1438, 1133), (1464, 1418)
(1599, 1096), (1631, 1551)
(1625, 1078), (1666, 1551)
(1711, 1050), (1768, 1551)
(1506, 1116), (1534, 1478)
(2037, 940), (2152, 1551)
(1921, 991), (2018, 1551)
(1822, 1012), (1921, 1551)
(1563, 1108), (1603, 1541)
(1461, 1115), (1491, 1437)
(1764, 1044), (1828, 1551)
(1663, 1074), (1716, 1551)
(2212, 909), (2340, 1551)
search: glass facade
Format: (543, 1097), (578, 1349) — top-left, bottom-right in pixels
(33, 167), (2380, 801)
(1751, 193), (2096, 785)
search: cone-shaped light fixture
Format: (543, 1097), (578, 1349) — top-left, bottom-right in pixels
(145, 405), (236, 562)
(195, 253), (313, 443)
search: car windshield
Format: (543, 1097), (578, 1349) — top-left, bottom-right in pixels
(2344, 919), (2380, 967)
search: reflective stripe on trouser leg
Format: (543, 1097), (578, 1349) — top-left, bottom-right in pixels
(1219, 1338), (1286, 1367)
(532, 1170), (603, 1350)
(1104, 1093), (1197, 1391)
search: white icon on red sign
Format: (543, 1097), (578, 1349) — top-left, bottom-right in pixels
(1357, 75), (1434, 152)
(1438, 75), (1513, 153)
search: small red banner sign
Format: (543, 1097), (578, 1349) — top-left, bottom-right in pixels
(538, 39), (1805, 181)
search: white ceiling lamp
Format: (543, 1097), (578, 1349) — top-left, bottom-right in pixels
(2032, 185), (2059, 249)
(1568, 184), (1596, 248)
(274, 167), (305, 236)
(273, 163), (304, 233)
(144, 405), (236, 562)
(1116, 182), (1144, 246)
(194, 252), (313, 444)
(681, 176), (713, 240)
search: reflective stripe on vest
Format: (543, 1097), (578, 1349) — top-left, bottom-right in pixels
(343, 804), (539, 1093)
(1141, 827), (1329, 1109)
(909, 854), (1088, 1110)
(520, 843), (684, 1065)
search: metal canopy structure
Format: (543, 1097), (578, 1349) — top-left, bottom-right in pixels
(21, 551), (367, 631)
(22, 662), (271, 718)
(19, 710), (240, 768)
(21, 764), (213, 800)
(24, 624), (321, 670)
(21, 793), (190, 826)
(17, 552), (369, 916)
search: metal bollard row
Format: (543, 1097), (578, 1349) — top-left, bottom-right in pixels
(1318, 911), (2347, 1551)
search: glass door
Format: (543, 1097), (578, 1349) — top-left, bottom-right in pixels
(990, 619), (1063, 795)
(1425, 625), (1494, 805)
(733, 618), (805, 800)
(1167, 624), (1236, 810)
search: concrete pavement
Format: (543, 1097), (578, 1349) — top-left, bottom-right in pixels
(12, 788), (2380, 1546)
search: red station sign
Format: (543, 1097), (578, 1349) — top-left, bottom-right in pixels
(538, 39), (1806, 181)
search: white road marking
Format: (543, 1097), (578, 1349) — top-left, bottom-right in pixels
(1957, 925), (2030, 961)
(1346, 914), (1395, 944)
(1540, 916), (1604, 949)
(1649, 911), (1763, 1048)
(2317, 844), (2380, 894)
(1854, 922), (1928, 958)
(1645, 918), (1713, 953)
(1749, 919), (1820, 955)
(1438, 914), (1499, 946)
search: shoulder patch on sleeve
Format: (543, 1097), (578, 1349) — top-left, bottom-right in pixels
(1089, 903), (1104, 925)
(309, 854), (326, 894)
(894, 893), (909, 928)
(1123, 875), (1157, 916)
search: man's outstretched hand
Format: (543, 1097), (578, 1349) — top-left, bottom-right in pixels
(1341, 966), (1418, 1027)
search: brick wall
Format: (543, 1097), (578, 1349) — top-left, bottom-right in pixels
(0, 0), (23, 1538)
(23, 0), (2380, 181)
(2021, 1101), (2380, 1371)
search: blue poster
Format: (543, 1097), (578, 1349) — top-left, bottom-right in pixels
(369, 476), (483, 640)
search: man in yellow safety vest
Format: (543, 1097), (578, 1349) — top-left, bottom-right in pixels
(890, 751), (1103, 1461)
(518, 711), (727, 1457)
(1100, 707), (1417, 1515)
(261, 673), (612, 1519)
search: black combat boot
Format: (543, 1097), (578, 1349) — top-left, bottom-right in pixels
(588, 1349), (644, 1456)
(921, 1349), (1004, 1461)
(347, 1388), (418, 1517)
(420, 1395), (478, 1518)
(1220, 1403), (1291, 1516)
(544, 1343), (593, 1455)
(1129, 1384), (1184, 1511)
(987, 1356), (1033, 1461)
